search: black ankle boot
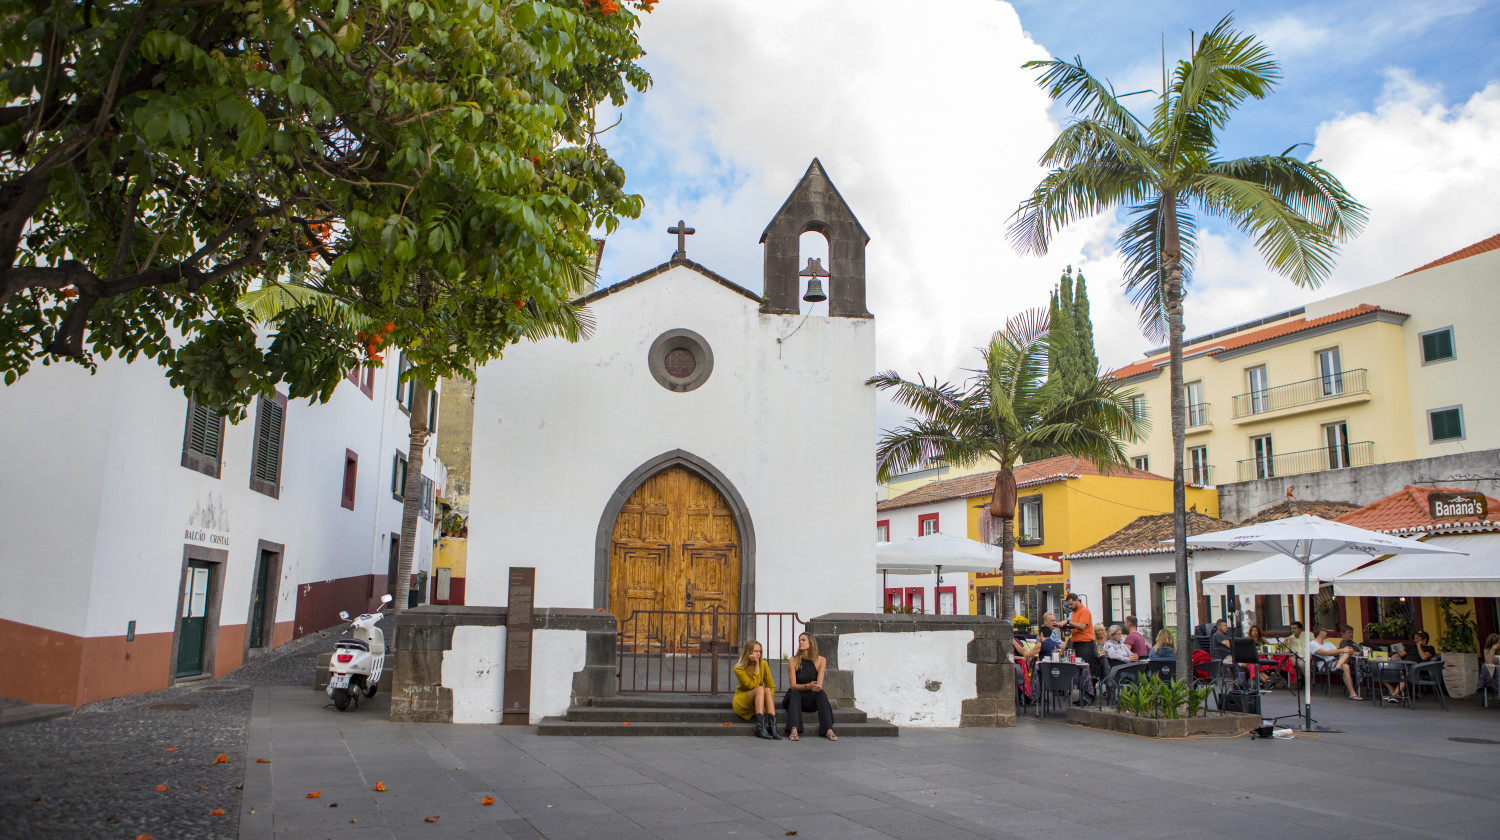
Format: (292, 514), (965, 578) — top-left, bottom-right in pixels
(767, 714), (782, 740)
(754, 714), (774, 739)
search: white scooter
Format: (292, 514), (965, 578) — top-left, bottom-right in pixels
(326, 593), (392, 711)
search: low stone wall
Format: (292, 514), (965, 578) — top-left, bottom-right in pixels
(804, 613), (1014, 728)
(1065, 707), (1260, 738)
(389, 605), (616, 724)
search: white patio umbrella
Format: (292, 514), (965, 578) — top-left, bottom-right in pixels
(1334, 532), (1500, 598)
(1201, 553), (1372, 595)
(876, 532), (1061, 584)
(1179, 515), (1464, 732)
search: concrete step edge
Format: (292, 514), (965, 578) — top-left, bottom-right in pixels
(563, 707), (868, 723)
(535, 718), (899, 737)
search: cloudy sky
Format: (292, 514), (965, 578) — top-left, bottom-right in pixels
(592, 0), (1500, 433)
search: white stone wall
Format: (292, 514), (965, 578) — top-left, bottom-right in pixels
(839, 630), (976, 727)
(0, 349), (440, 643)
(439, 626), (588, 725)
(467, 265), (876, 620)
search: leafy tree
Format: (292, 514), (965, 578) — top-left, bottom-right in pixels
(0, 0), (651, 419)
(1009, 15), (1365, 677)
(869, 308), (1144, 706)
(1072, 271), (1097, 379)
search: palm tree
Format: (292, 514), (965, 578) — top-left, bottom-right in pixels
(1008, 15), (1366, 677)
(869, 307), (1144, 669)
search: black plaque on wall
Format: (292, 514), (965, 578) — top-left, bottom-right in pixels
(502, 567), (535, 725)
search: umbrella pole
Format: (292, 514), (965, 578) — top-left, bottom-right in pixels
(1304, 557), (1313, 732)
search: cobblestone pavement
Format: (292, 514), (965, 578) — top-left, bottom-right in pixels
(0, 621), (358, 840)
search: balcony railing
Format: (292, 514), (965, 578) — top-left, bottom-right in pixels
(1236, 440), (1375, 482)
(1232, 369), (1368, 418)
(1180, 465), (1214, 486)
(1186, 402), (1211, 428)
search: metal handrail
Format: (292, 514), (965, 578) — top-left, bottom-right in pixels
(1186, 402), (1211, 428)
(1236, 440), (1375, 482)
(1231, 368), (1368, 418)
(616, 607), (805, 694)
(1180, 465), (1214, 486)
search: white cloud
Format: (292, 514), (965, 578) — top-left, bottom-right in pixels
(594, 4), (1499, 434)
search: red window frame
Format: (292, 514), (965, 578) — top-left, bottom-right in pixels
(917, 512), (939, 536)
(884, 588), (902, 611)
(936, 586), (957, 615)
(876, 519), (890, 542)
(904, 587), (925, 612)
(341, 449), (358, 510)
(361, 366), (375, 398)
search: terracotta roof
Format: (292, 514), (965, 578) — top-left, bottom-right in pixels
(1104, 304), (1408, 381)
(1335, 485), (1500, 537)
(1064, 511), (1235, 560)
(1398, 232), (1500, 277)
(1238, 498), (1360, 526)
(876, 455), (1167, 512)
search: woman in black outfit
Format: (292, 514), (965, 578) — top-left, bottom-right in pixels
(783, 632), (836, 741)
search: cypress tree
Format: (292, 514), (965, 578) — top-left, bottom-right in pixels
(1073, 271), (1099, 380)
(1053, 266), (1079, 389)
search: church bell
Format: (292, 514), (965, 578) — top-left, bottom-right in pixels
(800, 257), (829, 303)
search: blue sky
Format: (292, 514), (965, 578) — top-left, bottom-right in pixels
(592, 1), (1500, 432)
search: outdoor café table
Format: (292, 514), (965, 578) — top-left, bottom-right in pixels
(1031, 657), (1094, 705)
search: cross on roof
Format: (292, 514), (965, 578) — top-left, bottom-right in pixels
(668, 219), (695, 260)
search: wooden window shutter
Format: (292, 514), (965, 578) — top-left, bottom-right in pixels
(181, 399), (223, 478)
(250, 394), (286, 498)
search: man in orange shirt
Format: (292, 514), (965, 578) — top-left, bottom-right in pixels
(1060, 592), (1097, 671)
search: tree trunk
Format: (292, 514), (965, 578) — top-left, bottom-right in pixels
(992, 466), (1017, 652)
(389, 378), (431, 614)
(1163, 196), (1191, 681)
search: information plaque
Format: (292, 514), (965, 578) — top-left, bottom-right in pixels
(502, 567), (535, 725)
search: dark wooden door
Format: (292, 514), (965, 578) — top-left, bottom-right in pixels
(248, 549), (273, 649)
(175, 561), (212, 677)
(610, 467), (740, 651)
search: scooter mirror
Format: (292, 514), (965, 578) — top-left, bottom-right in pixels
(339, 611), (350, 621)
(380, 594), (393, 604)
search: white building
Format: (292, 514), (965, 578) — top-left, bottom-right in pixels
(0, 347), (443, 706)
(465, 160), (876, 638)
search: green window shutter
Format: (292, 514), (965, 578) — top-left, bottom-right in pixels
(428, 391), (438, 434)
(1431, 408), (1462, 441)
(1422, 329), (1454, 363)
(253, 399), (284, 485)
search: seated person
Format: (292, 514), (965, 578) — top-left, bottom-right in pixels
(783, 632), (836, 741)
(733, 639), (780, 740)
(1101, 624), (1140, 675)
(1307, 626), (1362, 701)
(1209, 618), (1233, 660)
(1149, 629), (1176, 661)
(1480, 633), (1500, 693)
(1247, 625), (1272, 685)
(1336, 624), (1361, 654)
(1123, 616), (1151, 660)
(1281, 620), (1306, 655)
(1384, 629), (1437, 703)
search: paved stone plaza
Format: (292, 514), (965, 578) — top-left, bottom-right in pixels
(4, 639), (1499, 840)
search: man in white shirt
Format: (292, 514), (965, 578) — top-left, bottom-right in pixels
(1307, 627), (1362, 700)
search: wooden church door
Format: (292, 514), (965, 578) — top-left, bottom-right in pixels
(609, 466), (740, 651)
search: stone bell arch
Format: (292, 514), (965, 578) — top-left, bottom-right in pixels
(759, 158), (873, 318)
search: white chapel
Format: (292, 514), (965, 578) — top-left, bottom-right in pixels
(465, 160), (877, 627)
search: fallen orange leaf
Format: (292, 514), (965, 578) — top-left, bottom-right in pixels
(255, 758), (270, 763)
(621, 721), (631, 726)
(307, 792), (322, 799)
(136, 835), (154, 840)
(481, 796), (495, 806)
(374, 782), (386, 792)
(213, 754), (228, 764)
(718, 722), (733, 727)
(210, 809), (226, 816)
(424, 816), (440, 822)
(154, 785), (169, 792)
(165, 748), (177, 752)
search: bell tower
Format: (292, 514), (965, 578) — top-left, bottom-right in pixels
(759, 159), (873, 318)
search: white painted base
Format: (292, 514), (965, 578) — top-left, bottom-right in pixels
(440, 626), (589, 724)
(840, 631), (976, 727)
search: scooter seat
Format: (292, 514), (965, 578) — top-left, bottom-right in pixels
(335, 640), (370, 651)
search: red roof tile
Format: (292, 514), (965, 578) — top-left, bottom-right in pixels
(1104, 304), (1407, 381)
(875, 455), (1168, 512)
(1335, 485), (1500, 536)
(1064, 510), (1235, 559)
(1237, 498), (1360, 526)
(1398, 232), (1500, 277)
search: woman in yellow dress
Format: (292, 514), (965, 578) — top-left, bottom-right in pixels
(733, 639), (779, 740)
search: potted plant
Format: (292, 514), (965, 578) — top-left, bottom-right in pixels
(1364, 615), (1414, 645)
(1438, 600), (1479, 698)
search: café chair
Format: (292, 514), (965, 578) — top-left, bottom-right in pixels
(1147, 659), (1176, 682)
(1369, 659), (1409, 708)
(1035, 661), (1082, 720)
(1407, 658), (1448, 711)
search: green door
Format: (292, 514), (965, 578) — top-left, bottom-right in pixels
(247, 550), (272, 649)
(175, 561), (212, 677)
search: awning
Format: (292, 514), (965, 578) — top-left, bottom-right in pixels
(1201, 552), (1372, 595)
(1334, 532), (1500, 597)
(875, 532), (1060, 574)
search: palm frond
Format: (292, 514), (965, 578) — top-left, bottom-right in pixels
(1023, 57), (1148, 136)
(1191, 171), (1344, 288)
(1117, 200), (1197, 341)
(1204, 155), (1368, 239)
(1007, 157), (1153, 256)
(238, 279), (376, 332)
(1172, 15), (1280, 133)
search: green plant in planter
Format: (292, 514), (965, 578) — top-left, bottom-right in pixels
(1157, 676), (1189, 720)
(1186, 682), (1215, 718)
(1438, 600), (1478, 653)
(1365, 615), (1415, 640)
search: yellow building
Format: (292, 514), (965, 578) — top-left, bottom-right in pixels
(873, 455), (1217, 617)
(1106, 233), (1500, 486)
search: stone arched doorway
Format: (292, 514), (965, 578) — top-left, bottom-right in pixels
(595, 452), (755, 652)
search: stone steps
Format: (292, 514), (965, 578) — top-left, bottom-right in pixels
(537, 692), (897, 737)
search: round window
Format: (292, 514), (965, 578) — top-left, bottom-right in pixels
(648, 329), (714, 392)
